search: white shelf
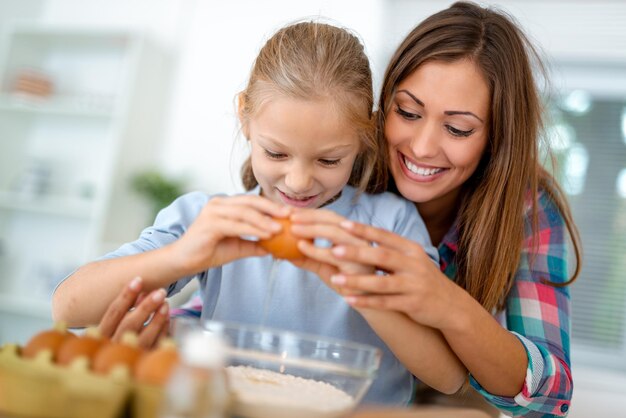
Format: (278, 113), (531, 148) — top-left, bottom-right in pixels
(0, 190), (94, 219)
(0, 94), (114, 118)
(0, 24), (168, 344)
(0, 293), (52, 320)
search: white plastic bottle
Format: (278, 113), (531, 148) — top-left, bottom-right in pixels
(160, 329), (230, 418)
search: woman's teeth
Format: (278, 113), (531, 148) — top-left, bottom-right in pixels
(404, 157), (443, 176)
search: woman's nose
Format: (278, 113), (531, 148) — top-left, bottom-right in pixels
(409, 123), (439, 158)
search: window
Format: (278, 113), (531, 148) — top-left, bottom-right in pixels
(548, 62), (626, 371)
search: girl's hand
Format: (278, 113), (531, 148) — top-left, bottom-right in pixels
(323, 220), (460, 330)
(98, 277), (169, 349)
(169, 195), (290, 275)
(289, 209), (373, 291)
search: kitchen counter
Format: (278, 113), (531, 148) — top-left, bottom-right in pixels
(348, 406), (493, 418)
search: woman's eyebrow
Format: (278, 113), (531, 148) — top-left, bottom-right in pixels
(398, 89), (424, 106)
(398, 89), (484, 123)
(444, 110), (484, 123)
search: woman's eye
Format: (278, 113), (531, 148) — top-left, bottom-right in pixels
(319, 158), (341, 166)
(446, 125), (474, 137)
(395, 106), (420, 121)
(264, 149), (286, 159)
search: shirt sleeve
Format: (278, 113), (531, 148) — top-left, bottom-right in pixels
(170, 290), (203, 318)
(378, 193), (440, 265)
(98, 191), (211, 297)
(469, 190), (573, 417)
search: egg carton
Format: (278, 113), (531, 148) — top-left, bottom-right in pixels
(0, 344), (131, 418)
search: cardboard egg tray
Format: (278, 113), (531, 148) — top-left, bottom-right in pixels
(0, 344), (166, 418)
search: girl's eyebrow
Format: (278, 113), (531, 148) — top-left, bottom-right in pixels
(397, 89), (484, 123)
(259, 134), (355, 154)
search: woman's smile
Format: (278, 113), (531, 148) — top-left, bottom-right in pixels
(398, 152), (447, 182)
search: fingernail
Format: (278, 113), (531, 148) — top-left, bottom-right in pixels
(159, 304), (169, 315)
(330, 275), (346, 285)
(332, 246), (346, 256)
(340, 220), (354, 229)
(129, 277), (142, 291)
(345, 296), (357, 305)
(152, 289), (166, 302)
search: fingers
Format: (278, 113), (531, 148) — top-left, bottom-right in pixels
(291, 222), (366, 246)
(291, 209), (366, 246)
(330, 273), (404, 295)
(112, 288), (167, 342)
(136, 302), (170, 349)
(291, 207), (346, 224)
(291, 242), (340, 282)
(344, 293), (416, 312)
(297, 240), (343, 268)
(211, 195), (291, 225)
(202, 204), (283, 240)
(340, 220), (417, 254)
(219, 194), (291, 218)
(330, 243), (406, 274)
(99, 277), (143, 338)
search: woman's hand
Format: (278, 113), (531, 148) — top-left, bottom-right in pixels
(323, 220), (461, 330)
(98, 277), (170, 349)
(169, 195), (290, 275)
(289, 208), (373, 291)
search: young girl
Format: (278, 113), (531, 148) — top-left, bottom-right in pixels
(52, 21), (466, 405)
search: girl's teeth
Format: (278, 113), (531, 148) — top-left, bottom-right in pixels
(404, 157), (443, 176)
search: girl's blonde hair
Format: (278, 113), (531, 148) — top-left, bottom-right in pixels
(380, 2), (581, 312)
(239, 21), (387, 194)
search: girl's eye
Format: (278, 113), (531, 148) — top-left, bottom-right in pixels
(319, 158), (341, 166)
(264, 149), (286, 159)
(446, 125), (474, 137)
(395, 106), (421, 121)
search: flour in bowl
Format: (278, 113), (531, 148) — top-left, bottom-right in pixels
(226, 365), (355, 418)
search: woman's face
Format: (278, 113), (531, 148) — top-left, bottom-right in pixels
(385, 59), (490, 210)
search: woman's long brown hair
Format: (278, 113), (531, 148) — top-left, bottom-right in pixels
(379, 2), (581, 312)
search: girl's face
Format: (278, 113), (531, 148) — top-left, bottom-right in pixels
(385, 59), (490, 210)
(247, 96), (360, 208)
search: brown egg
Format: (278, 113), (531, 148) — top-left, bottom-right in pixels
(259, 217), (308, 260)
(92, 333), (143, 376)
(22, 324), (77, 361)
(134, 339), (180, 386)
(57, 328), (108, 367)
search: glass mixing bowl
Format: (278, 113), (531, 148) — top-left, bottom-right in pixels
(171, 318), (381, 418)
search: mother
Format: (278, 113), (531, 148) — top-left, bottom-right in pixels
(293, 2), (581, 417)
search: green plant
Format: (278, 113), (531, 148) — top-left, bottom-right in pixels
(131, 170), (186, 218)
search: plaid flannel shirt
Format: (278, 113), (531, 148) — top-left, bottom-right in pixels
(440, 188), (573, 417)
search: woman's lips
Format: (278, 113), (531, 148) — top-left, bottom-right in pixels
(398, 152), (447, 182)
(278, 190), (318, 207)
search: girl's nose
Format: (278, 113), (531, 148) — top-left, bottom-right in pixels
(284, 164), (314, 194)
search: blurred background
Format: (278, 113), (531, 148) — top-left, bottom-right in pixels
(0, 0), (624, 415)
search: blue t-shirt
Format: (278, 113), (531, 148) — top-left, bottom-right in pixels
(102, 185), (438, 406)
